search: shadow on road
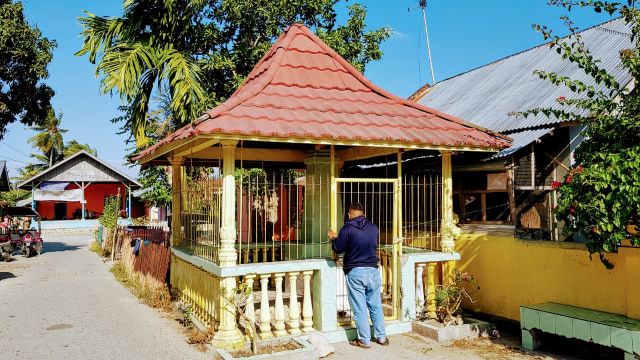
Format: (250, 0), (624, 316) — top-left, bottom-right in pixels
(43, 242), (83, 253)
(0, 272), (17, 281)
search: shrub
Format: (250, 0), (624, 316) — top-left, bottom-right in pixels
(433, 271), (479, 326)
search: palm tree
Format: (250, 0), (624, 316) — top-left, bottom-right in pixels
(76, 0), (205, 149)
(27, 109), (67, 167)
(63, 140), (97, 158)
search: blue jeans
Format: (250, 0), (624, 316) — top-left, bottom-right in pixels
(345, 267), (387, 345)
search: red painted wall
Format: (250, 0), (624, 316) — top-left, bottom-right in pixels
(36, 183), (130, 220)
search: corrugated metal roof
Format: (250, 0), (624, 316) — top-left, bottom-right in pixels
(136, 24), (511, 162)
(489, 127), (553, 159)
(17, 151), (141, 188)
(416, 18), (632, 134)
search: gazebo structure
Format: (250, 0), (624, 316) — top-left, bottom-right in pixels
(18, 151), (141, 220)
(135, 24), (509, 347)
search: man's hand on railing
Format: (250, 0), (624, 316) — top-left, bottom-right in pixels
(327, 229), (337, 240)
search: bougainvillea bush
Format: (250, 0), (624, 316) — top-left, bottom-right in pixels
(523, 1), (640, 267)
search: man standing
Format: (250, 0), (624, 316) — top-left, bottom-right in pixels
(328, 202), (388, 348)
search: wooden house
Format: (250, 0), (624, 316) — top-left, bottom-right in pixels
(410, 18), (633, 240)
(18, 151), (141, 220)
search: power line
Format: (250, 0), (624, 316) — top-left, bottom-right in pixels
(0, 140), (32, 159)
(0, 154), (29, 165)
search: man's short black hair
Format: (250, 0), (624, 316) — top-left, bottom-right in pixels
(349, 202), (364, 212)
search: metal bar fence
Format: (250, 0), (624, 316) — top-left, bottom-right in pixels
(178, 170), (443, 264)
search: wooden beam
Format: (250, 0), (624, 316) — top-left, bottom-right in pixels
(336, 147), (399, 162)
(172, 138), (219, 158)
(191, 147), (307, 163)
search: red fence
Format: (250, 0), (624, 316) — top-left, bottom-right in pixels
(121, 225), (171, 284)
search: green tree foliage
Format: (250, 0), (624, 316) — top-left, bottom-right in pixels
(27, 109), (67, 167)
(521, 1), (640, 267)
(77, 0), (391, 148)
(0, 0), (56, 138)
(138, 166), (171, 207)
(99, 195), (121, 230)
(63, 140), (98, 158)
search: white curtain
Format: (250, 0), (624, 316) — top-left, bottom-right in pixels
(33, 188), (83, 202)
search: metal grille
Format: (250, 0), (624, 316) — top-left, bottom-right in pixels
(179, 175), (222, 262)
(335, 179), (398, 323)
(402, 173), (442, 251)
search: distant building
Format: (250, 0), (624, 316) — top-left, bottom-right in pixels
(410, 18), (633, 240)
(17, 151), (141, 220)
(0, 161), (8, 192)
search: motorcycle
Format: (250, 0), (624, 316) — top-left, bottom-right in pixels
(0, 206), (43, 259)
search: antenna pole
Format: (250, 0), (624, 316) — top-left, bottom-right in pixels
(420, 1), (436, 85)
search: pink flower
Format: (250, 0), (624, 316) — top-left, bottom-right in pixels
(566, 175), (573, 184)
(552, 181), (562, 189)
(557, 96), (567, 103)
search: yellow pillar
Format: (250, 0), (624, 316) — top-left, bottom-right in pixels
(213, 140), (243, 348)
(330, 145), (337, 236)
(392, 149), (403, 318)
(426, 262), (437, 318)
(169, 157), (184, 248)
(440, 151), (456, 282)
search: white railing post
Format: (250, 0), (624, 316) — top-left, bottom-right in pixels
(259, 274), (273, 339)
(287, 272), (301, 335)
(415, 263), (426, 316)
(301, 270), (314, 332)
(273, 273), (286, 337)
(244, 274), (256, 335)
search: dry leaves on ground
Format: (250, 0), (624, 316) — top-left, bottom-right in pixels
(449, 339), (545, 360)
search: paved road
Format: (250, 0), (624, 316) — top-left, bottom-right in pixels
(0, 233), (209, 360)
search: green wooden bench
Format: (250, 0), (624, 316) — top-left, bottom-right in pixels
(521, 303), (640, 359)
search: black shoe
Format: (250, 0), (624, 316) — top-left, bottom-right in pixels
(349, 340), (371, 349)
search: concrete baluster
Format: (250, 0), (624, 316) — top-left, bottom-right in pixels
(287, 272), (301, 335)
(416, 263), (426, 316)
(273, 273), (286, 337)
(301, 270), (314, 332)
(259, 274), (273, 339)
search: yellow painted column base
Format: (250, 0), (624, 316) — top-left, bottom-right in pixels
(213, 276), (244, 349)
(212, 329), (244, 349)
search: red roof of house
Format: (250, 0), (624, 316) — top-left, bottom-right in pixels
(136, 24), (509, 161)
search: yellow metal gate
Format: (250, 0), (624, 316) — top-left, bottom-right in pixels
(332, 178), (402, 325)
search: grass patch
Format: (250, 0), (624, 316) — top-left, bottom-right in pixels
(89, 240), (101, 253)
(89, 240), (110, 257)
(188, 326), (215, 352)
(110, 261), (172, 311)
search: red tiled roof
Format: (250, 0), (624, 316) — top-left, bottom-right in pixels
(135, 24), (509, 162)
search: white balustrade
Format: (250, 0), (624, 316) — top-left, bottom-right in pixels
(415, 264), (426, 316)
(258, 274), (273, 339)
(243, 274), (256, 337)
(273, 273), (286, 337)
(287, 272), (301, 335)
(301, 270), (314, 332)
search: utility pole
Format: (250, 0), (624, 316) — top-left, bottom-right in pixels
(419, 0), (436, 85)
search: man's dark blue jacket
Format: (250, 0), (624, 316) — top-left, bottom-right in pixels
(331, 216), (379, 274)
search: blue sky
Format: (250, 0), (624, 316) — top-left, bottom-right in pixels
(0, 0), (613, 179)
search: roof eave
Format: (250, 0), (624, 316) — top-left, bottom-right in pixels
(135, 133), (508, 165)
